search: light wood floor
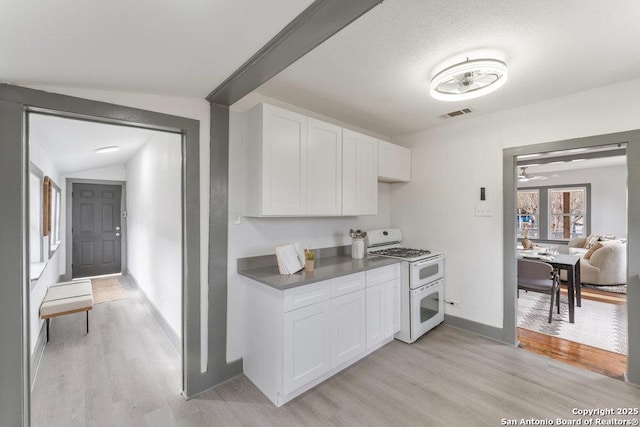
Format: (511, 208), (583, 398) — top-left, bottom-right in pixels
(32, 278), (640, 427)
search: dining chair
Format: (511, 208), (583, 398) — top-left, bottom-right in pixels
(517, 258), (561, 323)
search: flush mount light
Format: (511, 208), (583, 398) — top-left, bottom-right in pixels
(94, 146), (120, 154)
(430, 58), (508, 101)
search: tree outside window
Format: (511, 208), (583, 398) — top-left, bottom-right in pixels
(517, 190), (539, 238)
(549, 187), (586, 240)
(517, 184), (589, 241)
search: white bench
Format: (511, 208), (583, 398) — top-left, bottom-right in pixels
(40, 280), (94, 342)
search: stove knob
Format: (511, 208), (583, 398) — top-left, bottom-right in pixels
(383, 231), (388, 236)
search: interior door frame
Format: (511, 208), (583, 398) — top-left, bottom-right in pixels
(503, 130), (640, 385)
(63, 179), (127, 281)
(0, 84), (205, 426)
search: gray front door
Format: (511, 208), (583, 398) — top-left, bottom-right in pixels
(72, 183), (122, 278)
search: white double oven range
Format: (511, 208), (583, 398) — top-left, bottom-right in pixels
(367, 229), (445, 343)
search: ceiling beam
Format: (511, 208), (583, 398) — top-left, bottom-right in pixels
(206, 0), (382, 106)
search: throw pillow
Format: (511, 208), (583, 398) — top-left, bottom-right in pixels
(584, 234), (600, 249)
(583, 242), (604, 260)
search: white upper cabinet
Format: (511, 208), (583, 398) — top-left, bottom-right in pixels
(246, 103), (308, 216)
(378, 140), (411, 183)
(360, 135), (379, 213)
(342, 129), (378, 216)
(307, 118), (342, 216)
(245, 102), (382, 216)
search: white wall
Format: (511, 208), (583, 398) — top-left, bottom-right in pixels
(27, 84), (211, 371)
(392, 77), (640, 329)
(28, 139), (63, 354)
(65, 165), (127, 181)
(519, 165), (627, 239)
(226, 107), (393, 362)
(126, 134), (182, 337)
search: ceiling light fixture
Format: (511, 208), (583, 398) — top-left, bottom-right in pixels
(94, 146), (120, 154)
(430, 58), (508, 101)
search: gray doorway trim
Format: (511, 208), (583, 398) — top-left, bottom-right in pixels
(503, 130), (639, 385)
(0, 83), (203, 426)
(203, 104), (243, 387)
(0, 96), (30, 427)
(63, 179), (127, 282)
(206, 0), (383, 105)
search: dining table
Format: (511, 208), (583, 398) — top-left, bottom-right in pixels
(518, 252), (581, 323)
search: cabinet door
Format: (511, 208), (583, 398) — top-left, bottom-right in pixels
(341, 129), (360, 215)
(262, 104), (308, 215)
(360, 135), (378, 215)
(283, 301), (331, 394)
(331, 289), (366, 367)
(308, 118), (342, 215)
(342, 130), (378, 216)
(384, 278), (401, 337)
(366, 283), (385, 349)
(378, 140), (411, 183)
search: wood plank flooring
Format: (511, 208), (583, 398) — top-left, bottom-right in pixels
(32, 278), (640, 426)
(517, 328), (627, 380)
(519, 285), (627, 380)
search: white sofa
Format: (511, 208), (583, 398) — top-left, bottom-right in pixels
(568, 236), (627, 286)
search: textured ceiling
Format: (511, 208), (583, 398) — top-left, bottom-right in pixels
(0, 0), (313, 97)
(7, 1), (640, 142)
(255, 0), (640, 137)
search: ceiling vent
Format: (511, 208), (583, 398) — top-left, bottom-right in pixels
(439, 108), (473, 120)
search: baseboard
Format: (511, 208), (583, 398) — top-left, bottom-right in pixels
(125, 272), (181, 355)
(30, 321), (47, 390)
(444, 314), (513, 345)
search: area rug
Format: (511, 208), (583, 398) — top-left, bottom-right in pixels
(91, 278), (128, 304)
(517, 291), (627, 354)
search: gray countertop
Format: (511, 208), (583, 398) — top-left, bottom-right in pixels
(238, 255), (401, 290)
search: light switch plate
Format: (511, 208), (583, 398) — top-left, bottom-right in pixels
(475, 206), (493, 217)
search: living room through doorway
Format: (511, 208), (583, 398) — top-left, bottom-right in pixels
(514, 144), (628, 378)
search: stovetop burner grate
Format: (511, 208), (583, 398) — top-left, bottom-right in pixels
(369, 247), (432, 259)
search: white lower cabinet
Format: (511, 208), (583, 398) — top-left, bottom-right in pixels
(366, 265), (402, 349)
(283, 300), (331, 394)
(365, 280), (400, 349)
(244, 265), (400, 407)
(330, 289), (366, 366)
(385, 278), (401, 337)
(366, 283), (386, 349)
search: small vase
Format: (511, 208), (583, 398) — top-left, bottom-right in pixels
(522, 238), (532, 249)
(305, 259), (315, 272)
(352, 238), (365, 259)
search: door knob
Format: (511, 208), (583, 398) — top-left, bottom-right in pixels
(115, 232), (121, 237)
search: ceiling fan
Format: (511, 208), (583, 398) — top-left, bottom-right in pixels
(518, 167), (547, 182)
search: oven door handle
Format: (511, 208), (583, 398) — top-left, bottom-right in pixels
(412, 258), (438, 268)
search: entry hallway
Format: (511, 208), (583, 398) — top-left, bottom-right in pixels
(32, 278), (640, 426)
